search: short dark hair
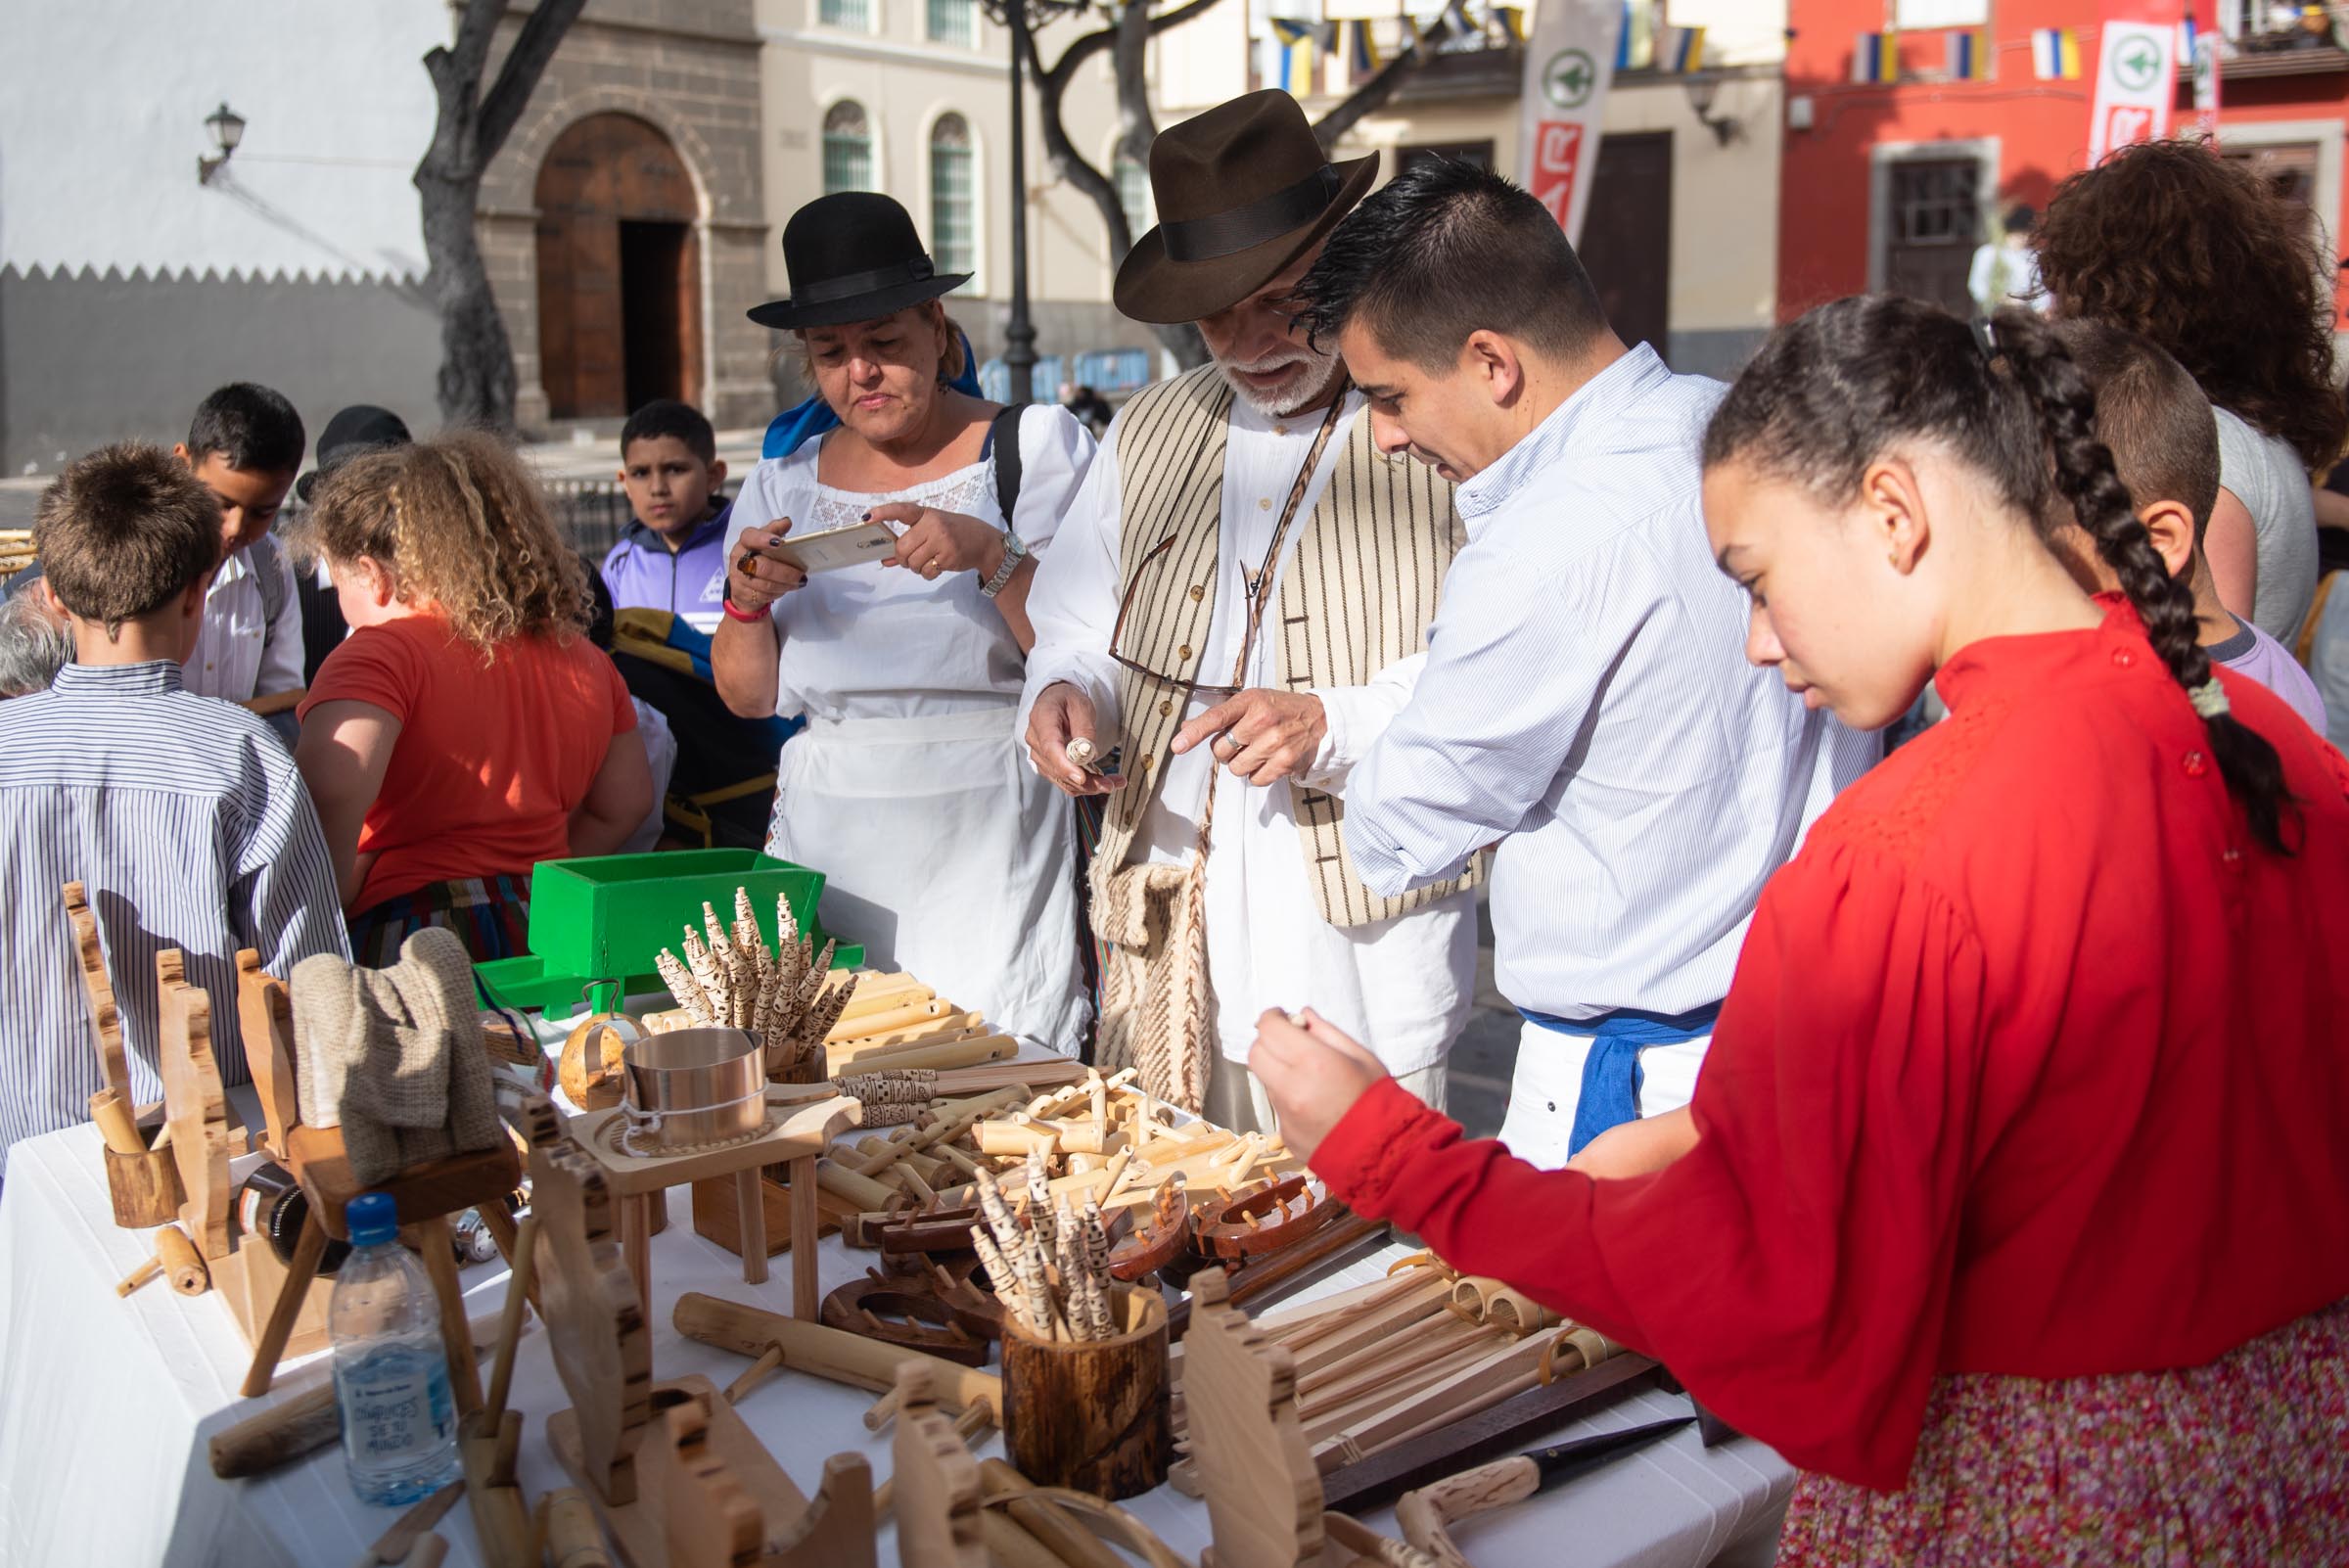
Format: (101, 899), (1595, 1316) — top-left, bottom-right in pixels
(34, 443), (220, 635)
(2047, 318), (2219, 540)
(1295, 159), (1609, 372)
(621, 398), (717, 466)
(186, 383), (306, 476)
(2004, 204), (2037, 234)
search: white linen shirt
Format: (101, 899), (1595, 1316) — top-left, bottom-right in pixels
(726, 406), (1094, 721)
(1021, 389), (1477, 1075)
(182, 535), (303, 703)
(1344, 345), (1877, 1022)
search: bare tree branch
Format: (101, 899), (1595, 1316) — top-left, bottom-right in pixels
(1310, 17), (1451, 150)
(480, 0), (591, 162)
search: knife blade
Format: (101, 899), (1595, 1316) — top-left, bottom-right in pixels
(1395, 1416), (1695, 1568)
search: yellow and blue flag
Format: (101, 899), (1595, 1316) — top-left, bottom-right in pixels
(1852, 29), (1899, 83)
(1268, 17), (1314, 91)
(1654, 23), (1706, 73)
(1948, 27), (1988, 80)
(2032, 26), (2082, 80)
(1349, 18), (1381, 74)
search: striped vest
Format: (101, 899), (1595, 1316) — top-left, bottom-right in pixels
(1098, 365), (1479, 928)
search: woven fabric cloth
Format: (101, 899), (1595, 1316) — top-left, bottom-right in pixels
(289, 926), (503, 1184)
(346, 873), (531, 969)
(1090, 852), (1211, 1114)
(1777, 1299), (2349, 1566)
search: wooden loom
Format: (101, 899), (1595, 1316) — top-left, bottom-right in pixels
(533, 1136), (877, 1568)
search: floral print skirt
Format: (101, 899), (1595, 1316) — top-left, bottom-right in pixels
(1778, 1300), (2349, 1567)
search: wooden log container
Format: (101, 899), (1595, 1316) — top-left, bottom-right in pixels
(999, 1283), (1173, 1501)
(103, 1140), (187, 1230)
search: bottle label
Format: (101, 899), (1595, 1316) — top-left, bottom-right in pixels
(338, 1352), (456, 1463)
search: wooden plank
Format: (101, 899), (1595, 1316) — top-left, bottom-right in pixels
(234, 950), (300, 1159)
(157, 951), (232, 1262)
(63, 882), (128, 1101)
(1316, 1353), (1663, 1514)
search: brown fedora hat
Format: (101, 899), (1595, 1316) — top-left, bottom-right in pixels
(1115, 90), (1378, 326)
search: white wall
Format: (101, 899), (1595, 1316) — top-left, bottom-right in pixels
(1, 1), (443, 281)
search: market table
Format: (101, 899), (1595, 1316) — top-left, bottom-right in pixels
(0, 1056), (1792, 1568)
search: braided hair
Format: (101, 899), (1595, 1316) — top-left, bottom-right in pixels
(1704, 296), (2294, 853)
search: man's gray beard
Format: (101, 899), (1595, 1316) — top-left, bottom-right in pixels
(1211, 346), (1345, 418)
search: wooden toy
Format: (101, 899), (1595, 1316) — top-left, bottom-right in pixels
(67, 885), (187, 1226)
(673, 1290), (1003, 1418)
(534, 1138), (876, 1568)
(890, 1363), (986, 1568)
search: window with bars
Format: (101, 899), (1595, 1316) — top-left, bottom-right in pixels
(1115, 155), (1151, 243)
(823, 100), (874, 194)
(930, 114), (976, 279)
(819, 0), (872, 28)
(927, 0), (976, 45)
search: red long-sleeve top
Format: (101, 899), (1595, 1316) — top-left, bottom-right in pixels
(1313, 608), (2349, 1490)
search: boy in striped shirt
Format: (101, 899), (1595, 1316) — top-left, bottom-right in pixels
(0, 444), (347, 1172)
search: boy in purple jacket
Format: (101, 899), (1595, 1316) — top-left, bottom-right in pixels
(602, 400), (731, 633)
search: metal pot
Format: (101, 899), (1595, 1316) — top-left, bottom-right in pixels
(620, 1026), (768, 1152)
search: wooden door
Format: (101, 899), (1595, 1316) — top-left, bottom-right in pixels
(1581, 131), (1672, 363)
(1883, 157), (1981, 316)
(536, 115), (703, 420)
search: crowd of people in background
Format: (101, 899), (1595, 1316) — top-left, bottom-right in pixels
(1, 105), (2345, 1561)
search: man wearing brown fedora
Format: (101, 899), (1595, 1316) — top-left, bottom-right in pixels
(1018, 91), (1479, 1130)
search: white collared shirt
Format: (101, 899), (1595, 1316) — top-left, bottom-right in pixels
(1022, 388), (1476, 1074)
(1344, 345), (1879, 1022)
(183, 536), (304, 704)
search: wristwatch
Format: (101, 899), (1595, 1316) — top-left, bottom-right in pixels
(980, 532), (1029, 600)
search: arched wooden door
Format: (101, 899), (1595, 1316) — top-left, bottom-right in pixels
(535, 114), (703, 420)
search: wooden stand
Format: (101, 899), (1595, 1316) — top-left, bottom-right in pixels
(999, 1284), (1173, 1501)
(564, 1095), (855, 1325)
(1185, 1269), (1414, 1568)
(532, 1138), (876, 1568)
(69, 882), (188, 1226)
(689, 1165), (865, 1260)
(228, 952), (524, 1401)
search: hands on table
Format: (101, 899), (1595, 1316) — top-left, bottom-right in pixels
(1248, 1006), (1390, 1164)
(870, 502), (1006, 583)
(1173, 689), (1327, 784)
(1027, 682), (1125, 798)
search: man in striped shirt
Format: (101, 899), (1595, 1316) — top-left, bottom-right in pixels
(1291, 161), (1875, 1170)
(0, 444), (347, 1172)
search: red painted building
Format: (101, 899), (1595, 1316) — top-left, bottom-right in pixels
(1776, 0), (2349, 332)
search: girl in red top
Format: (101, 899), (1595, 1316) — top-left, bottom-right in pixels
(296, 432), (652, 965)
(1254, 300), (2349, 1563)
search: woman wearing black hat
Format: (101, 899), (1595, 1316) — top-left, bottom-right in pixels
(714, 191), (1094, 1056)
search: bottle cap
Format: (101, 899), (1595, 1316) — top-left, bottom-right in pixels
(345, 1191), (398, 1247)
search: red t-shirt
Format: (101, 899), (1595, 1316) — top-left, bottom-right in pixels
(299, 616), (636, 912)
(1313, 604), (2349, 1490)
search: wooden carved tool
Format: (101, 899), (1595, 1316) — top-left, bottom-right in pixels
(819, 1269), (996, 1365)
(673, 1291), (1003, 1419)
(1395, 1418), (1694, 1568)
(1169, 1210), (1389, 1340)
(890, 1362), (986, 1568)
(1108, 1180), (1191, 1282)
(459, 1214), (540, 1568)
(1192, 1176), (1338, 1263)
(356, 1480), (464, 1566)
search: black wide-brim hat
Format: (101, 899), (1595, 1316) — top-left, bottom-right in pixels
(749, 191), (972, 331)
(1115, 90), (1378, 326)
(296, 404), (412, 503)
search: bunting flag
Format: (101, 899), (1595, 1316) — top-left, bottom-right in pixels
(1441, 0), (1476, 41)
(2032, 26), (2083, 79)
(1350, 17), (1382, 74)
(1852, 29), (1899, 83)
(1948, 27), (1989, 80)
(1495, 5), (1527, 42)
(1315, 19), (1340, 55)
(1518, 0), (1624, 245)
(1654, 23), (1706, 73)
(1268, 17), (1315, 92)
(2087, 11), (2177, 164)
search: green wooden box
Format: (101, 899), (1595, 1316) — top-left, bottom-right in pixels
(473, 850), (863, 1015)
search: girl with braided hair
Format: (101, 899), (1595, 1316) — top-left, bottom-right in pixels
(1246, 296), (2349, 1562)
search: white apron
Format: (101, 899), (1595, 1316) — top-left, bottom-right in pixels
(1495, 1019), (1712, 1171)
(766, 704), (1084, 1057)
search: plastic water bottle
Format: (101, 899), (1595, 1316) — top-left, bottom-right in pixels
(330, 1192), (460, 1506)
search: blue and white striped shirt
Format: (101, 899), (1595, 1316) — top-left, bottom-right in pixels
(0, 661), (349, 1166)
(1343, 345), (1879, 1021)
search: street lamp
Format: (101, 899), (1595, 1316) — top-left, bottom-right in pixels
(978, 0), (1083, 403)
(198, 102), (246, 185)
(1681, 77), (1736, 148)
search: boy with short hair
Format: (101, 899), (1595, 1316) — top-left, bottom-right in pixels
(0, 444), (347, 1169)
(602, 399), (731, 632)
(2043, 319), (2327, 732)
(176, 382), (308, 708)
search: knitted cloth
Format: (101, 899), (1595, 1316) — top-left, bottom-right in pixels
(1089, 853), (1211, 1115)
(290, 926), (502, 1184)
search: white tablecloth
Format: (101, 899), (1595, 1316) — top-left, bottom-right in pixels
(0, 1064), (1790, 1567)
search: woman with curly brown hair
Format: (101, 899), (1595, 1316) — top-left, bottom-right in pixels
(294, 430), (653, 965)
(2036, 137), (2348, 642)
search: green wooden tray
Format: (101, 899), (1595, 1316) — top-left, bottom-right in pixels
(473, 849), (863, 1016)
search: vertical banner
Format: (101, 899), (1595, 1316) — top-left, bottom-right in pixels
(1516, 0), (1625, 246)
(2087, 7), (2180, 164)
(2188, 5), (2221, 143)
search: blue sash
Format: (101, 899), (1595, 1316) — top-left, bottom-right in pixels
(1518, 1000), (1722, 1157)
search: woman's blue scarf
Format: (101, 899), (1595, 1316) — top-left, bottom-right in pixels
(760, 330), (987, 459)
